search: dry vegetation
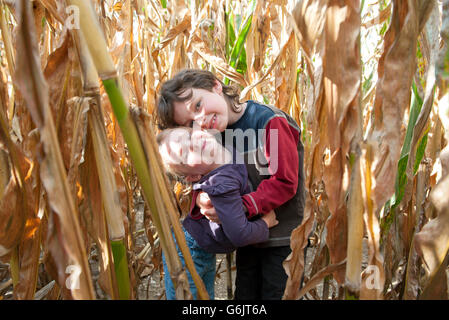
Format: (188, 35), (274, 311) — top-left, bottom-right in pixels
(0, 0), (448, 300)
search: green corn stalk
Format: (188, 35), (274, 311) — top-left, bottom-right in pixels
(110, 240), (130, 299)
(228, 14), (252, 71)
(73, 30), (129, 299)
(67, 0), (208, 299)
(224, 0), (255, 84)
(381, 82), (428, 240)
(225, 10), (236, 60)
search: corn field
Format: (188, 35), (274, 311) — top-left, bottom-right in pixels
(0, 0), (448, 300)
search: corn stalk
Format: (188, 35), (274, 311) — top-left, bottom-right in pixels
(66, 0), (208, 300)
(71, 29), (129, 300)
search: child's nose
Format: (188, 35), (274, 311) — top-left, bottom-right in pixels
(190, 129), (203, 144)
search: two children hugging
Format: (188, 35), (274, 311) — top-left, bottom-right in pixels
(156, 69), (305, 300)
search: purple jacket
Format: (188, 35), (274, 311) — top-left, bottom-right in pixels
(182, 163), (269, 254)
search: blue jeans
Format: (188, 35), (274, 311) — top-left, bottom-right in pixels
(162, 228), (216, 300)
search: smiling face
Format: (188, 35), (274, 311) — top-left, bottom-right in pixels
(156, 69), (245, 131)
(172, 81), (230, 132)
(158, 127), (229, 181)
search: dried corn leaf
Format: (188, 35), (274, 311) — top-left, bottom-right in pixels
(79, 116), (119, 299)
(282, 196), (315, 299)
(325, 205), (347, 284)
(43, 34), (73, 169)
(38, 0), (66, 24)
(369, 0), (421, 212)
(297, 259), (346, 300)
(360, 143), (385, 299)
(321, 0), (361, 284)
(189, 34), (248, 87)
(9, 136), (41, 300)
(0, 166), (25, 258)
(212, 0), (229, 62)
(42, 207), (72, 299)
(275, 32), (298, 113)
(362, 3), (392, 29)
(248, 1), (270, 74)
(240, 32), (294, 101)
(15, 0), (94, 299)
(14, 202), (41, 299)
(414, 173), (449, 284)
(156, 13), (191, 53)
(291, 0), (328, 60)
(418, 253), (448, 300)
(399, 1), (438, 211)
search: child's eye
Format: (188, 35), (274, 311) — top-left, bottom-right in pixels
(195, 101), (201, 111)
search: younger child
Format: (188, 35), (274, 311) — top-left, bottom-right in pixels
(157, 127), (278, 299)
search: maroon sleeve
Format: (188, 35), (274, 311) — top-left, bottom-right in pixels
(189, 190), (203, 220)
(242, 117), (300, 218)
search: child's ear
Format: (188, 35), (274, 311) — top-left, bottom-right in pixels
(185, 175), (202, 183)
(213, 80), (223, 94)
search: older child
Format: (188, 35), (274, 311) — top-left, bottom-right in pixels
(157, 127), (278, 299)
(156, 69), (305, 300)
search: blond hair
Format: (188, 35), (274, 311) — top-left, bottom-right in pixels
(156, 127), (192, 182)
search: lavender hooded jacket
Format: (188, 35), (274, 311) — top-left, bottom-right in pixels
(182, 162), (269, 254)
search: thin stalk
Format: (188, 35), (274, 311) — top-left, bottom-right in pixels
(88, 94), (130, 300)
(0, 83), (26, 293)
(110, 240), (131, 300)
(322, 275), (330, 299)
(344, 150), (363, 300)
(0, 1), (15, 74)
(128, 1), (143, 108)
(226, 253), (233, 299)
(134, 107), (209, 299)
(0, 83), (24, 190)
(73, 30), (129, 299)
(75, 34), (126, 242)
(10, 246), (19, 287)
(68, 0), (206, 299)
(0, 1), (16, 124)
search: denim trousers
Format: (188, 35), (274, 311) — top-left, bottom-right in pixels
(162, 228), (216, 300)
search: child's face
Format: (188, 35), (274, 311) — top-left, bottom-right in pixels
(172, 81), (229, 132)
(160, 128), (226, 181)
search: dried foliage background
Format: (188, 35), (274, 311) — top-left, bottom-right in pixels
(0, 0), (448, 300)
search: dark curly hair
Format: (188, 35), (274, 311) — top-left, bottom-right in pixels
(155, 69), (241, 130)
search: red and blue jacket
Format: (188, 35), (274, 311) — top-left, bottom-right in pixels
(190, 100), (305, 248)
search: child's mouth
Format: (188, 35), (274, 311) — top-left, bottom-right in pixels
(209, 114), (217, 129)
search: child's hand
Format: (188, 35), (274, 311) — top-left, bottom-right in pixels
(196, 192), (221, 224)
(261, 210), (279, 228)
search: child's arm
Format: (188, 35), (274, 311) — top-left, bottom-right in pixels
(209, 189), (270, 248)
(242, 117), (300, 218)
(261, 210), (279, 228)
